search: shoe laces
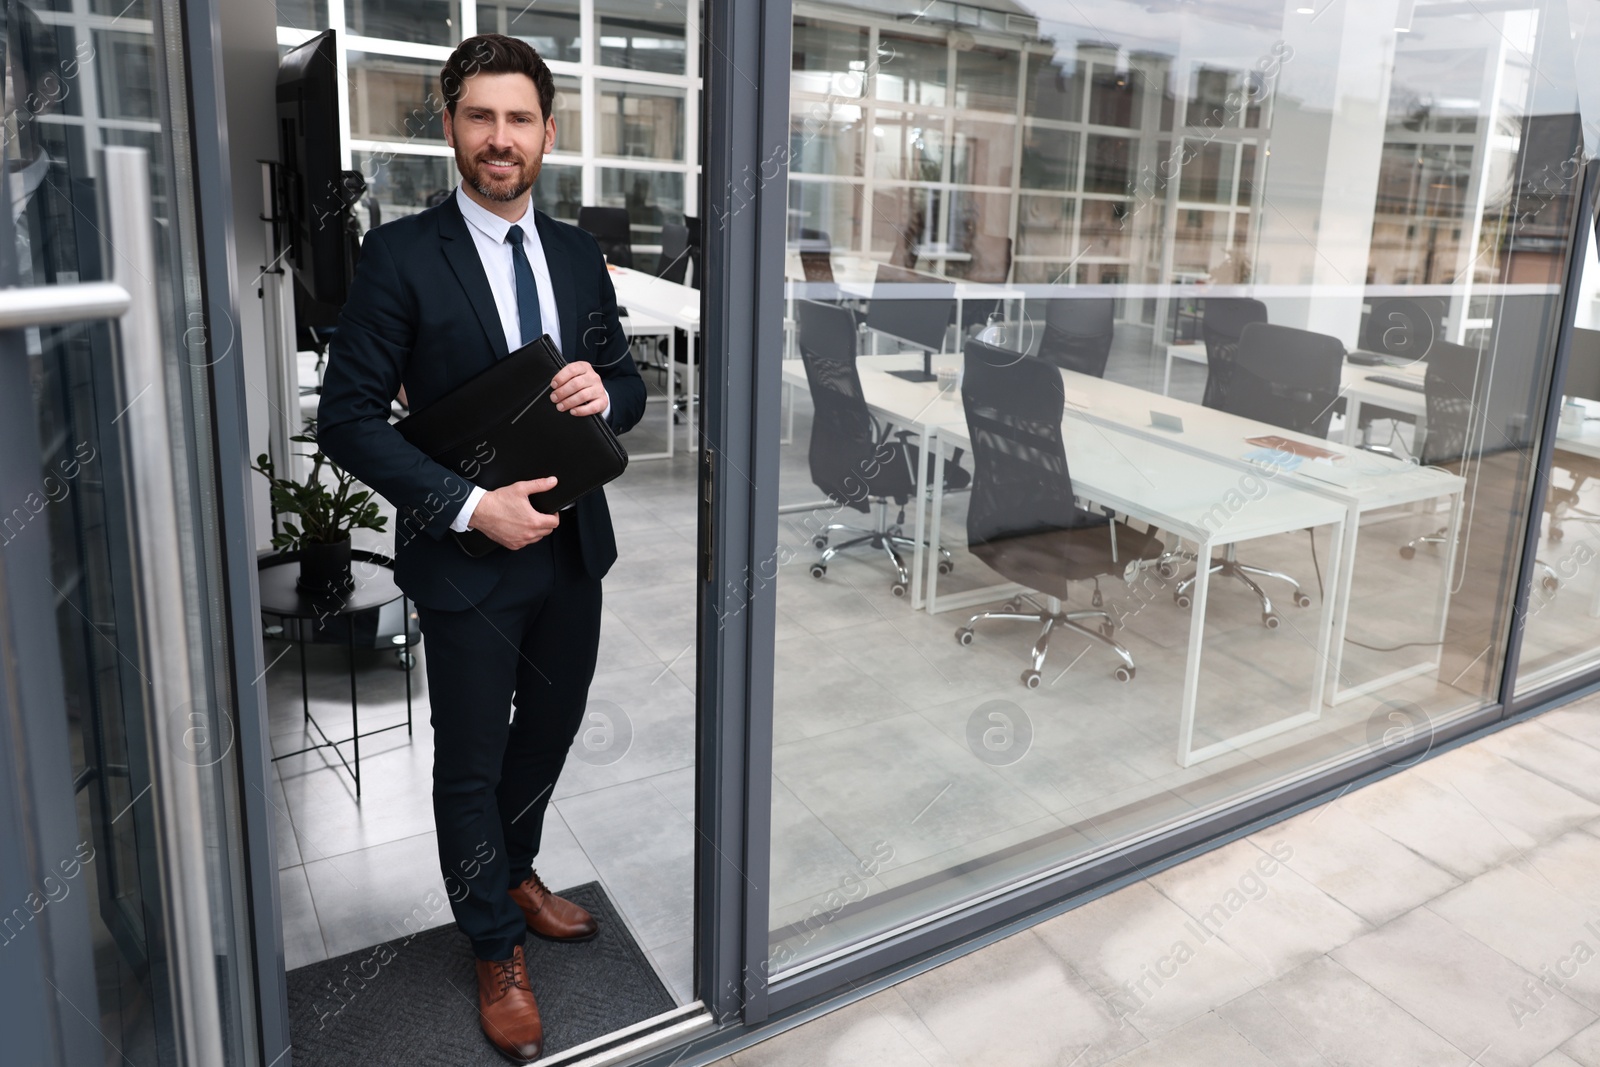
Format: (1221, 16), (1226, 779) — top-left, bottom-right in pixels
(493, 951), (530, 998)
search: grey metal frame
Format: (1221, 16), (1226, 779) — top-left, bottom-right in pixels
(692, 0), (791, 1032)
(177, 0), (293, 1058)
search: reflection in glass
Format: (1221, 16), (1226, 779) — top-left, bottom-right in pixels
(480, 0), (580, 61)
(875, 32), (947, 107)
(599, 80), (684, 160)
(774, 0), (1583, 975)
(346, 0), (460, 47)
(596, 0), (686, 74)
(347, 51), (447, 144)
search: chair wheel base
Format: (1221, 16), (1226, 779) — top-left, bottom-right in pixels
(1263, 613), (1281, 629)
(1543, 575), (1561, 593)
(1175, 593), (1192, 609)
(812, 535), (828, 550)
(890, 582), (907, 598)
(1021, 669), (1042, 689)
(937, 560), (953, 575)
(955, 627), (974, 646)
(1114, 665), (1134, 682)
(1399, 544), (1417, 560)
(1293, 592), (1312, 608)
(810, 563), (826, 579)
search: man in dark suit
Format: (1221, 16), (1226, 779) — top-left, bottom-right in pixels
(318, 33), (646, 1063)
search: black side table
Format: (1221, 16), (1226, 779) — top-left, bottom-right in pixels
(260, 550), (415, 797)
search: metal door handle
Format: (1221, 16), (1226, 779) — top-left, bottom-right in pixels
(101, 144), (227, 1067)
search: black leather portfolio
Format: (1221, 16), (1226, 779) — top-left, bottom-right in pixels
(394, 334), (629, 557)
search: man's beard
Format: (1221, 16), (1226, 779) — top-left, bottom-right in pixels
(459, 149), (539, 202)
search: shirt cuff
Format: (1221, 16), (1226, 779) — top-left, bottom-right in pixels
(601, 390), (611, 422)
(450, 485), (488, 533)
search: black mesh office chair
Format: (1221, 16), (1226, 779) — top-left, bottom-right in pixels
(576, 206), (633, 268)
(1037, 297), (1115, 378)
(1175, 321), (1344, 626)
(796, 227), (834, 282)
(953, 339), (1164, 686)
(797, 300), (969, 596)
(1200, 298), (1268, 407)
(957, 235), (1012, 335)
(658, 222), (692, 284)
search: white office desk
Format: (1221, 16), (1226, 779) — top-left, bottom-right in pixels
(1163, 342), (1207, 395)
(1339, 360), (1428, 445)
(610, 267), (700, 459)
(1048, 367), (1462, 705)
(782, 356), (1349, 766)
(800, 352), (1460, 708)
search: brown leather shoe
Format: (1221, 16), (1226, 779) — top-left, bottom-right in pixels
(508, 870), (598, 941)
(476, 945), (542, 1063)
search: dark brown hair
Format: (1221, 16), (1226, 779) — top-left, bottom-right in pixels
(440, 34), (555, 123)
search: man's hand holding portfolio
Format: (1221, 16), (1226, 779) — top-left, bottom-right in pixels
(550, 360), (608, 415)
(468, 476), (561, 549)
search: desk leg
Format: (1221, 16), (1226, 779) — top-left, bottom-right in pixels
(690, 329), (699, 445)
(299, 624), (309, 726)
(1178, 536), (1211, 767)
(912, 425), (932, 610)
(667, 330), (677, 459)
(1324, 504), (1361, 703)
(404, 595), (413, 737)
(348, 624), (360, 799)
(1163, 350), (1174, 397)
(928, 428), (944, 615)
(1342, 397), (1363, 446)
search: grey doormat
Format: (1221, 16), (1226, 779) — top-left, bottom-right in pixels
(286, 882), (676, 1064)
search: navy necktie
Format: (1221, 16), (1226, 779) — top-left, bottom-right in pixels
(504, 223), (543, 351)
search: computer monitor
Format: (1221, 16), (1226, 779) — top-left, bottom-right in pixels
(1565, 327), (1600, 404)
(864, 263), (955, 382)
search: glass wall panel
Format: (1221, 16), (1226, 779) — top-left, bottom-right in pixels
(1517, 202), (1600, 692)
(348, 51), (447, 145)
(347, 0), (461, 46)
(599, 79), (685, 160)
(479, 0), (581, 60)
(596, 0), (686, 74)
(773, 0), (1582, 975)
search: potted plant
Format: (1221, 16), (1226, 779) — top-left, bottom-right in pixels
(252, 422), (387, 596)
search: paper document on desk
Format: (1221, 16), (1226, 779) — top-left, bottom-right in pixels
(1242, 446), (1302, 472)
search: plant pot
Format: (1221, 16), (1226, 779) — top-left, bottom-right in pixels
(297, 537), (354, 597)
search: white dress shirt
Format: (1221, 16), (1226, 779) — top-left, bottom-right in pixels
(449, 184), (608, 532)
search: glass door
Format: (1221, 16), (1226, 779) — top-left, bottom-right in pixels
(0, 1), (258, 1063)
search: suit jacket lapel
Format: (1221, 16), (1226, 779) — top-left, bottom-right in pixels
(534, 209), (578, 359)
(438, 195), (511, 361)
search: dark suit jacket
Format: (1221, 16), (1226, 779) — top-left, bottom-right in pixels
(318, 195), (647, 611)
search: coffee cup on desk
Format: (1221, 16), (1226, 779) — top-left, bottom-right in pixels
(937, 367), (959, 393)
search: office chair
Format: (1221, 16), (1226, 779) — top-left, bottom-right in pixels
(1199, 298), (1268, 408)
(1175, 321), (1345, 627)
(1395, 340), (1560, 590)
(953, 339), (1164, 686)
(797, 300), (969, 596)
(658, 222), (692, 285)
(576, 206), (634, 268)
(1037, 297), (1115, 378)
(794, 227), (834, 282)
(958, 236), (1012, 335)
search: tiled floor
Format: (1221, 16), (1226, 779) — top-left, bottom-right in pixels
(709, 690), (1600, 1067)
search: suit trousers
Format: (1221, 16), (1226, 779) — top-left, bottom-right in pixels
(414, 520), (602, 961)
